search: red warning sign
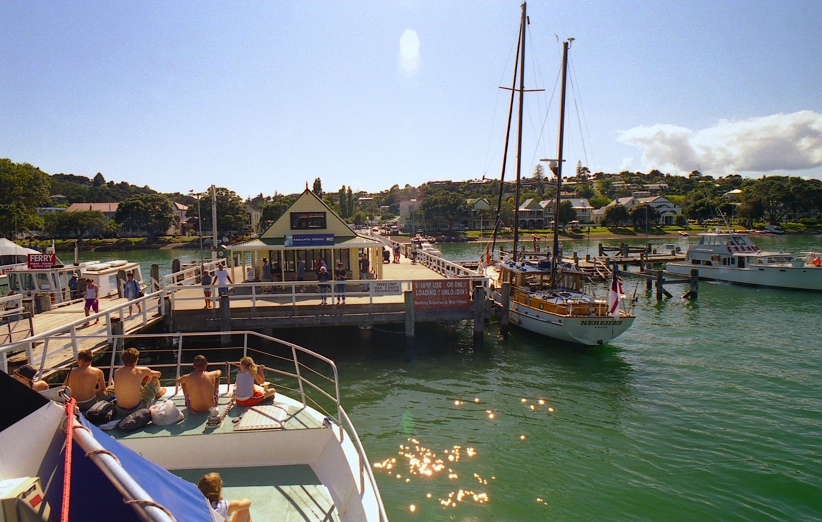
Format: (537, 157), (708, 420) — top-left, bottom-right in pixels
(412, 279), (471, 310)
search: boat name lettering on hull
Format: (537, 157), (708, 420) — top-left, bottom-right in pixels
(579, 320), (623, 326)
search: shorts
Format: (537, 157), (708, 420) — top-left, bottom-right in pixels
(84, 298), (99, 312)
(235, 389), (265, 407)
(218, 287), (228, 295)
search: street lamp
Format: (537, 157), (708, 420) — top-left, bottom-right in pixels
(189, 190), (204, 265)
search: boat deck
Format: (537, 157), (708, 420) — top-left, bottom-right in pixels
(110, 387), (341, 521)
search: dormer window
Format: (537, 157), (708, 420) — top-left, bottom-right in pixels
(290, 212), (326, 230)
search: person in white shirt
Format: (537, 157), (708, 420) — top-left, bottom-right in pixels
(215, 263), (233, 296)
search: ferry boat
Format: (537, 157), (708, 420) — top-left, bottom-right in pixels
(5, 258), (145, 305)
(0, 331), (387, 521)
(0, 239), (40, 291)
(666, 230), (822, 291)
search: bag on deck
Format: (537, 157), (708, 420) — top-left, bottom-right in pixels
(150, 399), (184, 425)
(85, 400), (115, 425)
(117, 408), (152, 432)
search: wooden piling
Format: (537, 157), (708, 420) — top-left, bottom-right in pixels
(682, 269), (699, 300)
(473, 284), (485, 345)
(219, 294), (231, 346)
(500, 282), (511, 337)
(404, 290), (415, 339)
(110, 317), (124, 365)
(150, 264), (160, 292)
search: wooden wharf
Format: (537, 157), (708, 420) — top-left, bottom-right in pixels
(1, 249), (492, 380)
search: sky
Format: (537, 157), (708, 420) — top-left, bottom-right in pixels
(2, 1), (821, 200)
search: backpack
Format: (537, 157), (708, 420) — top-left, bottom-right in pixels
(117, 408), (152, 432)
(85, 400), (116, 425)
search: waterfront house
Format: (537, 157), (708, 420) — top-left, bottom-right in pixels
(464, 198), (491, 230)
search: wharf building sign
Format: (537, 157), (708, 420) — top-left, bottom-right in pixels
(284, 234), (335, 247)
(412, 279), (470, 310)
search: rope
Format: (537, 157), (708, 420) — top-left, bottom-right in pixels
(62, 397), (76, 522)
(123, 499), (178, 521)
(84, 449), (121, 465)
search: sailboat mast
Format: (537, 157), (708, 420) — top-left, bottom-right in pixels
(512, 1), (527, 263)
(550, 39), (571, 289)
(490, 16), (523, 255)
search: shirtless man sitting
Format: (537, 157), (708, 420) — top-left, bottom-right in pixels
(113, 348), (166, 417)
(176, 355), (222, 414)
(64, 349), (108, 411)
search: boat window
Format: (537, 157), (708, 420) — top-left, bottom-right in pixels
(36, 272), (52, 290)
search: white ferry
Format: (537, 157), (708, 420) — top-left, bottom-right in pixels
(666, 230), (822, 291)
(5, 257), (144, 305)
(0, 331), (387, 521)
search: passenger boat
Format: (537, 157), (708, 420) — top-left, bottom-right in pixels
(666, 230), (822, 291)
(0, 331), (387, 521)
(0, 238), (40, 291)
(4, 258), (144, 305)
(483, 4), (634, 346)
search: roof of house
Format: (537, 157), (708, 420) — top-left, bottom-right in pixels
(66, 202), (119, 213)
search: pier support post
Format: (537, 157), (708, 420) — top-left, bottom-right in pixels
(150, 264), (160, 292)
(682, 269), (699, 300)
(500, 282), (511, 337)
(655, 270), (673, 301)
(172, 259), (181, 283)
(219, 294), (231, 346)
(404, 291), (415, 339)
(473, 284), (485, 345)
(110, 318), (124, 365)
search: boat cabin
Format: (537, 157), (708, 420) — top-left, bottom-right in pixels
(6, 259), (143, 304)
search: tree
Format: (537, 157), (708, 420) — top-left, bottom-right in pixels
(736, 197), (765, 228)
(631, 204), (659, 228)
(420, 190), (464, 231)
(312, 178), (323, 199)
(674, 213), (688, 227)
(748, 177), (789, 224)
(92, 172), (106, 187)
(199, 187), (247, 236)
(532, 164), (545, 180)
(261, 196), (295, 226)
(115, 194), (175, 238)
(0, 159), (52, 237)
(44, 210), (106, 242)
(604, 205), (630, 227)
(556, 200), (577, 229)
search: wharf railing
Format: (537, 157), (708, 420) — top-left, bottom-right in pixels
(413, 249), (480, 277)
(0, 290), (164, 374)
(160, 260), (221, 288)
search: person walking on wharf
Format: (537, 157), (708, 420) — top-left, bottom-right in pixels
(123, 272), (141, 317)
(334, 262), (347, 304)
(215, 262), (232, 296)
(201, 267), (213, 308)
(83, 278), (99, 326)
(317, 266), (331, 305)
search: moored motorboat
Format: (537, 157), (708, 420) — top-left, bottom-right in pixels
(666, 230), (822, 291)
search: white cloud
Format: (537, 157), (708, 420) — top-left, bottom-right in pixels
(397, 29), (420, 77)
(618, 111), (822, 175)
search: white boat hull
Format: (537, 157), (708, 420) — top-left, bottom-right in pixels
(667, 262), (822, 291)
(509, 301), (634, 346)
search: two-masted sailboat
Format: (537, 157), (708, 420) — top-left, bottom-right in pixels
(484, 2), (634, 346)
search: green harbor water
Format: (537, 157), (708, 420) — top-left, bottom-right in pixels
(83, 235), (821, 520)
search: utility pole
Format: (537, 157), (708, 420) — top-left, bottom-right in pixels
(211, 185), (218, 261)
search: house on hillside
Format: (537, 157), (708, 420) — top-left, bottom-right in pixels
(398, 199), (421, 232)
(66, 202), (118, 221)
(227, 189), (385, 282)
(637, 196), (681, 225)
(593, 197), (639, 224)
(518, 198), (545, 229)
(464, 197), (491, 230)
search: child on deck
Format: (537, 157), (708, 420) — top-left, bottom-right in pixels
(234, 356), (275, 407)
(197, 472), (252, 522)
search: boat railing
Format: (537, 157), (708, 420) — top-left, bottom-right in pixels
(0, 289), (165, 375)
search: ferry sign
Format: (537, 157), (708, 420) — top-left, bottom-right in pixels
(413, 279), (470, 310)
(284, 234), (335, 247)
(27, 253), (56, 269)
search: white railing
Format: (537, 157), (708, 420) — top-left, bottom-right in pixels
(160, 260), (220, 288)
(0, 290), (164, 374)
(0, 294), (23, 316)
(414, 249), (481, 277)
(167, 279), (413, 309)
